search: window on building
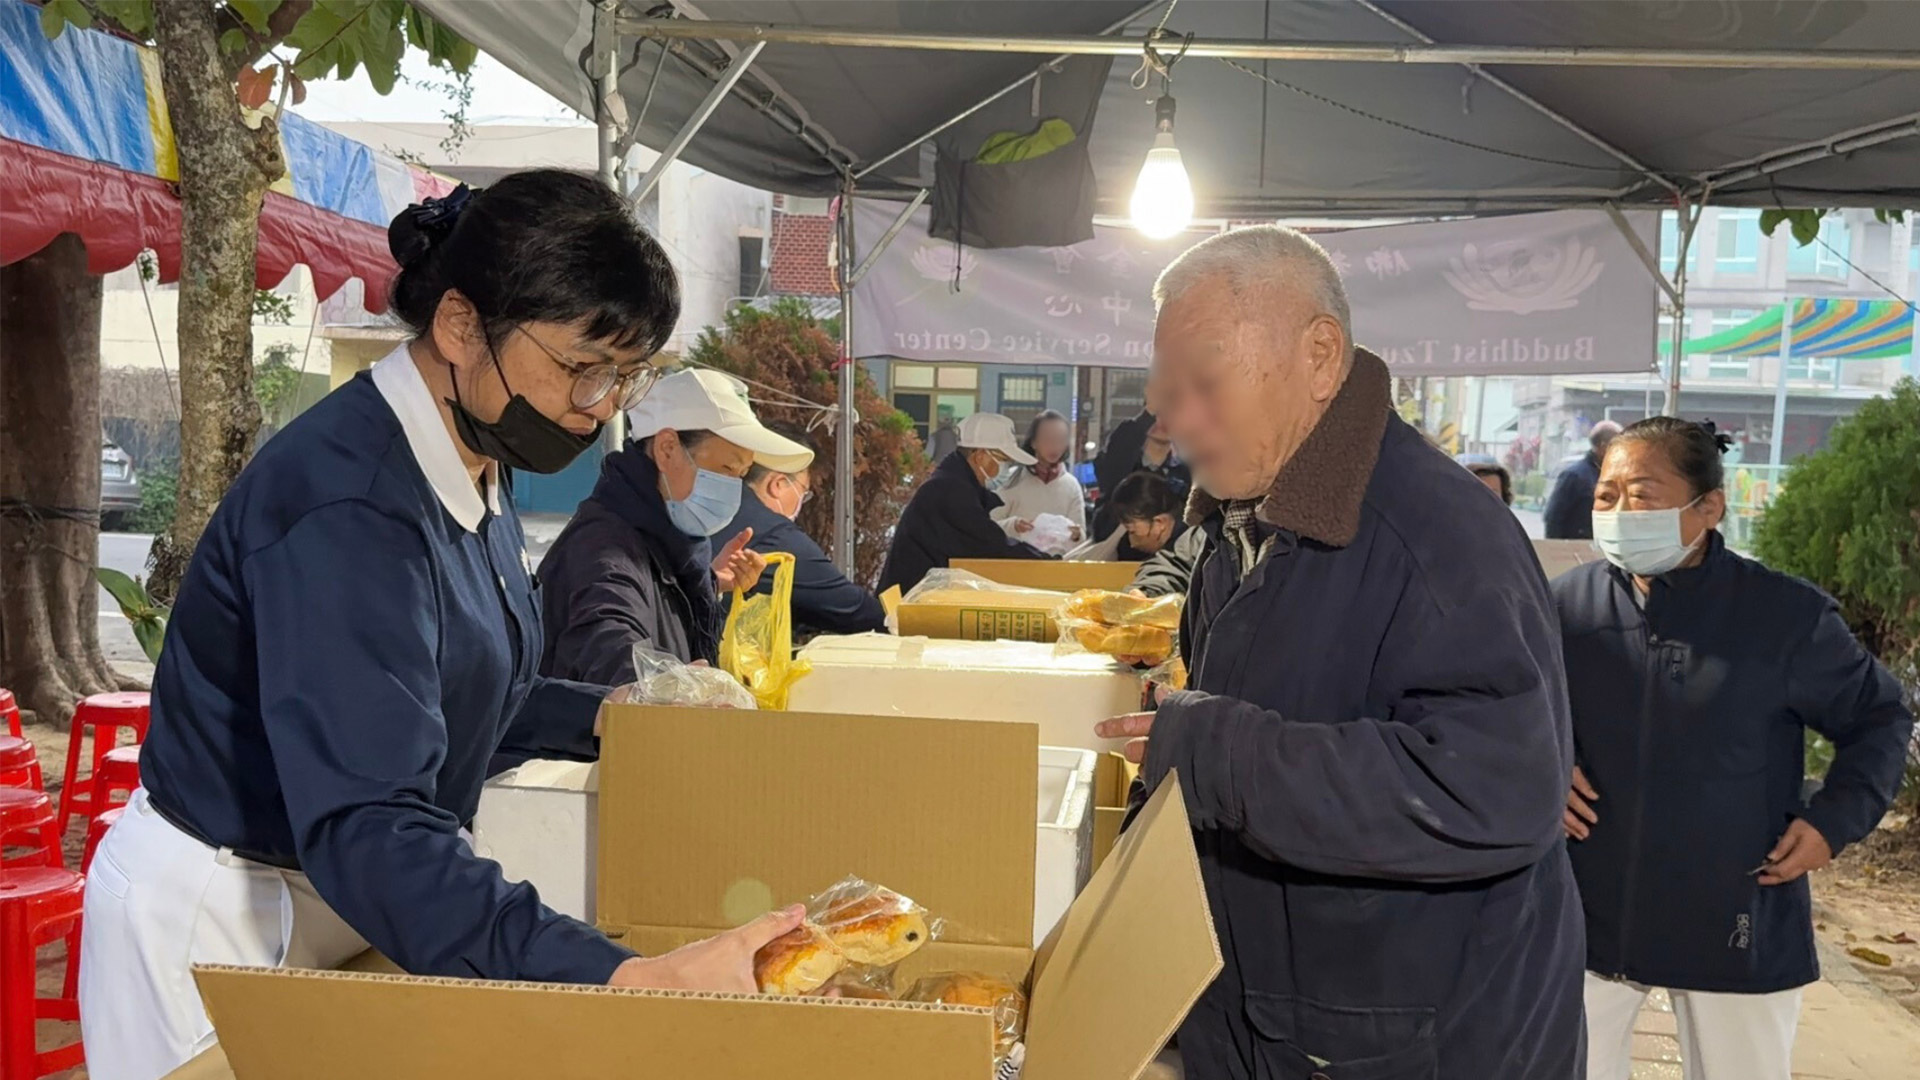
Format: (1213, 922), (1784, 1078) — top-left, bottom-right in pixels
(737, 236), (766, 299)
(1786, 355), (1838, 384)
(1657, 212), (1700, 277)
(1785, 215), (1849, 280)
(1705, 309), (1755, 380)
(1104, 370), (1148, 435)
(997, 373), (1049, 432)
(1713, 209), (1761, 276)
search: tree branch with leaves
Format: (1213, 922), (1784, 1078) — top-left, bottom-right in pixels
(40, 0), (476, 601)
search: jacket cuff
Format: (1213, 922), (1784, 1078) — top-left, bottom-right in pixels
(1143, 690), (1246, 831)
(523, 921), (639, 985)
(1793, 801), (1857, 859)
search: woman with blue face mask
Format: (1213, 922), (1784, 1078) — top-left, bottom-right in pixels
(527, 368), (811, 750)
(1552, 417), (1912, 1080)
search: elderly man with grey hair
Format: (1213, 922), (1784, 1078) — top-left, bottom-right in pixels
(1098, 226), (1585, 1078)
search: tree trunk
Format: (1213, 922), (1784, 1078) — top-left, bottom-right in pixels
(0, 235), (124, 730)
(146, 0), (281, 602)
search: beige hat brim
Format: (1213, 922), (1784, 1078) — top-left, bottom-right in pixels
(713, 419), (816, 473)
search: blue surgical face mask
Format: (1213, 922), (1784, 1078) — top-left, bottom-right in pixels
(665, 453), (743, 537)
(1592, 495), (1705, 576)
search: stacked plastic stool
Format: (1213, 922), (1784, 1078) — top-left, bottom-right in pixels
(0, 866), (86, 1076)
(55, 692), (149, 839)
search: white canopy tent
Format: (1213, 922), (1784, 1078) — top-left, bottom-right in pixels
(418, 0), (1920, 570)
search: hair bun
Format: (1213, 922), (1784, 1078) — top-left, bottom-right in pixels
(1698, 418), (1735, 454)
(387, 183), (477, 269)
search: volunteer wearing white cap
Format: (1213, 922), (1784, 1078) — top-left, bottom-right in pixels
(526, 369), (812, 747)
(878, 412), (1052, 594)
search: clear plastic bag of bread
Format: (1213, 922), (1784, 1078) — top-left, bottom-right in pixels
(1054, 589), (1183, 666)
(905, 971), (1028, 1061)
(752, 876), (940, 996)
(901, 568), (1064, 605)
(608, 646), (758, 709)
(1146, 654), (1188, 693)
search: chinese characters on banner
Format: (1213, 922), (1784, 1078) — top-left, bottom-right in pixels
(850, 204), (1659, 376)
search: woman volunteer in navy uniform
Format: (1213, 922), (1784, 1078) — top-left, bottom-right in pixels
(78, 171), (803, 1080)
(1555, 417), (1912, 1080)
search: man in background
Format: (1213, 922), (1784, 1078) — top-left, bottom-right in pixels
(1544, 420), (1622, 539)
(1091, 410), (1191, 538)
(711, 423), (887, 635)
(879, 412), (1050, 594)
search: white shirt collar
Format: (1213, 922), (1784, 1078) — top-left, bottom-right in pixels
(370, 343), (500, 533)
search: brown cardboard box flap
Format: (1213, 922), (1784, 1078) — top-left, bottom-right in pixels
(192, 966), (994, 1080)
(1025, 774), (1221, 1080)
(161, 1045), (230, 1080)
(597, 705), (1039, 947)
(952, 558), (1140, 593)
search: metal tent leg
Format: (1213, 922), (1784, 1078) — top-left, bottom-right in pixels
(835, 178), (858, 574)
(592, 0), (629, 451)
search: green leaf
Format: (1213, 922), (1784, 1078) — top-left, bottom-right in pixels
(226, 0), (282, 32)
(97, 0), (155, 36)
(1789, 211), (1821, 246)
(220, 28), (248, 54)
(96, 568), (155, 620)
(1758, 208), (1789, 238)
(40, 0), (65, 38)
(132, 616), (168, 665)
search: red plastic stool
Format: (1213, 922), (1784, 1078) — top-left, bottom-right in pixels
(0, 790), (63, 869)
(0, 736), (42, 792)
(88, 745), (142, 819)
(0, 689), (19, 738)
(0, 867), (87, 1077)
(55, 692), (149, 838)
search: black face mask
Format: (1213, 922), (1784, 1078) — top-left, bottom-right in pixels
(446, 354), (599, 475)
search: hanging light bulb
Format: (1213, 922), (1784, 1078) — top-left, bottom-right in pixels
(1130, 94), (1193, 239)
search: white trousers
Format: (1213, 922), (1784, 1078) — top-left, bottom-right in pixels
(1584, 971), (1802, 1080)
(78, 789), (369, 1080)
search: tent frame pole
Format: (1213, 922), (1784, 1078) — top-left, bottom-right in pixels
(835, 176), (859, 574)
(632, 40), (769, 203)
(848, 189), (929, 286)
(622, 18), (1920, 71)
(1769, 299), (1797, 469)
(853, 0), (1170, 182)
(592, 0), (628, 451)
(1665, 198), (1704, 414)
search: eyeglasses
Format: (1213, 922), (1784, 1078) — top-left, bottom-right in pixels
(516, 326), (661, 411)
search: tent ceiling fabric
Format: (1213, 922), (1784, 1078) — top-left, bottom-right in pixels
(419, 0), (1920, 215)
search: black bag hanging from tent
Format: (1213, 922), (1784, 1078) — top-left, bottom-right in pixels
(928, 56), (1113, 251)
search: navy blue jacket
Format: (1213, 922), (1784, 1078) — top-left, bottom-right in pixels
(139, 366), (631, 985)
(1137, 352), (1585, 1080)
(1543, 451), (1601, 540)
(1092, 409), (1193, 539)
(877, 451), (1049, 595)
(1555, 535), (1912, 993)
(711, 489), (886, 636)
(533, 446), (720, 692)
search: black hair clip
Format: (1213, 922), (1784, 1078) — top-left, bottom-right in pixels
(389, 183), (476, 267)
(1698, 418), (1735, 453)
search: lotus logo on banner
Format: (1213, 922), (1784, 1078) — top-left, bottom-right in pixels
(910, 242), (978, 284)
(1444, 237), (1604, 315)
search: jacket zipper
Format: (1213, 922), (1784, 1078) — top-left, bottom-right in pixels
(1612, 593), (1664, 976)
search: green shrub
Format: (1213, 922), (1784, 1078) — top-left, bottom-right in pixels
(128, 461), (178, 535)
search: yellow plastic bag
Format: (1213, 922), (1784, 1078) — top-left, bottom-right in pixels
(718, 552), (811, 710)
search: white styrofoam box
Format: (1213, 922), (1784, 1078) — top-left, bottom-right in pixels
(474, 749), (1097, 947)
(789, 633), (1141, 751)
(1034, 746), (1098, 946)
(471, 760), (599, 923)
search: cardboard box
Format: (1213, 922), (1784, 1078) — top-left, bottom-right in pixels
(895, 584), (1068, 642)
(788, 633), (1140, 751)
(472, 744), (1096, 947)
(951, 558), (1141, 594)
(186, 706), (1221, 1080)
(1531, 538), (1602, 580)
(471, 759), (598, 922)
(1090, 752), (1140, 875)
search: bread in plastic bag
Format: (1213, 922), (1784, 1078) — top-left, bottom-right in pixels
(901, 568), (1063, 604)
(1060, 589), (1182, 630)
(752, 876), (939, 996)
(613, 646), (757, 709)
(1146, 655), (1188, 692)
(904, 971), (1028, 1059)
(1056, 588), (1183, 665)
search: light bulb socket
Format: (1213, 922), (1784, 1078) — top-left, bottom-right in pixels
(1154, 94), (1177, 134)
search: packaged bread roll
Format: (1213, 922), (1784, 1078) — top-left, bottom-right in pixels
(1072, 622), (1174, 664)
(754, 923), (846, 996)
(905, 972), (1028, 1057)
(1061, 590), (1183, 630)
(815, 881), (932, 967)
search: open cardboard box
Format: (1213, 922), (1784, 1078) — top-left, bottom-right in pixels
(893, 583), (1068, 643)
(184, 706), (1220, 1080)
(1090, 752), (1141, 875)
(951, 558), (1141, 594)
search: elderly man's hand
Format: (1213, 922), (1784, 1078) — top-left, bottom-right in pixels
(1012, 518), (1035, 534)
(1097, 711), (1155, 765)
(1563, 766), (1599, 840)
(713, 529), (766, 594)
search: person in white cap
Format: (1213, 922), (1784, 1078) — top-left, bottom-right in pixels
(517, 370), (812, 747)
(878, 412), (1052, 594)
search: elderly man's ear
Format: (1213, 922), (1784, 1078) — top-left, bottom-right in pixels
(1303, 315), (1347, 402)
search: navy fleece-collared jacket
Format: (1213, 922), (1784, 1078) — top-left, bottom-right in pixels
(139, 369), (631, 986)
(1556, 535), (1912, 993)
(1136, 351), (1586, 1080)
(711, 488), (886, 635)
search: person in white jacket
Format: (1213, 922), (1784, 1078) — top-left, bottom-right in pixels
(991, 409), (1085, 553)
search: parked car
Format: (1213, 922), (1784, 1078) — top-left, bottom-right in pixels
(101, 433), (140, 531)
